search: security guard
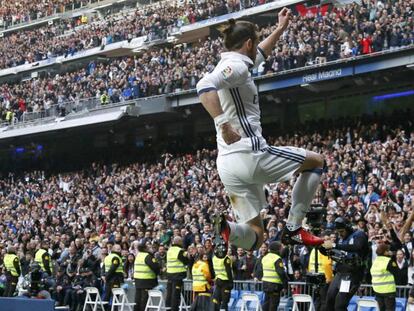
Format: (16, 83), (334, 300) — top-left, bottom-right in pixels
(212, 242), (233, 311)
(166, 236), (189, 311)
(322, 217), (369, 311)
(191, 251), (212, 310)
(3, 246), (21, 297)
(34, 241), (52, 275)
(103, 244), (124, 303)
(370, 243), (398, 311)
(308, 234), (333, 311)
(261, 241), (288, 311)
(134, 243), (160, 311)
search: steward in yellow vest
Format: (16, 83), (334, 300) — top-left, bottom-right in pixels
(134, 243), (160, 311)
(192, 254), (212, 293)
(166, 236), (189, 311)
(308, 232), (334, 311)
(212, 242), (233, 311)
(191, 252), (212, 310)
(370, 243), (397, 311)
(34, 241), (52, 275)
(3, 246), (21, 297)
(308, 246), (333, 282)
(261, 241), (287, 311)
(103, 244), (124, 303)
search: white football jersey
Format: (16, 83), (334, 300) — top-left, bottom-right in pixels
(196, 49), (267, 156)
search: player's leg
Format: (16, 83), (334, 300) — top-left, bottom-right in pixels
(214, 154), (265, 251)
(282, 150), (324, 245)
(257, 146), (324, 246)
(212, 183), (265, 250)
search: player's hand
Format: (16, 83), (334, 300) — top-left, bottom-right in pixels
(278, 7), (292, 31)
(322, 240), (334, 249)
(408, 296), (414, 304)
(221, 123), (241, 145)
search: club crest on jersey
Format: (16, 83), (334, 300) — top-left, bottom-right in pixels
(221, 66), (233, 80)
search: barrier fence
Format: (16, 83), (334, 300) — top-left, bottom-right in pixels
(153, 279), (412, 305)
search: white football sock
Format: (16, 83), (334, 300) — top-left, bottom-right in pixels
(287, 170), (321, 231)
(228, 222), (257, 250)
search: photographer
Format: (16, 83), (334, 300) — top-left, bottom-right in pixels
(322, 217), (369, 311)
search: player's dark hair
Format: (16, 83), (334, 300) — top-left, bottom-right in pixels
(218, 19), (259, 50)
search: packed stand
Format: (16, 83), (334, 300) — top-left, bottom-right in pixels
(0, 1), (413, 124)
(0, 0), (413, 70)
(0, 0), (104, 29)
(0, 110), (413, 309)
(0, 0), (265, 70)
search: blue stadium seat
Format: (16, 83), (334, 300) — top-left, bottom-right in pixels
(396, 297), (407, 311)
(357, 296), (378, 311)
(228, 297), (235, 311)
(252, 291), (264, 303)
(231, 289), (239, 300)
(249, 299), (260, 310)
(240, 290), (251, 297)
(234, 298), (244, 311)
(347, 295), (358, 311)
(228, 290), (239, 311)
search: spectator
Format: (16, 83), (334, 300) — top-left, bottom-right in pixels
(394, 249), (409, 285)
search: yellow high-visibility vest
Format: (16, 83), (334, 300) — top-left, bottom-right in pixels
(104, 253), (124, 274)
(308, 248), (333, 283)
(166, 246), (186, 274)
(262, 253), (282, 284)
(370, 256), (396, 294)
(192, 260), (209, 291)
(4, 254), (19, 276)
(213, 255), (231, 281)
(34, 249), (48, 272)
(134, 252), (156, 279)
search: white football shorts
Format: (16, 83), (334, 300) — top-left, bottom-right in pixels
(217, 146), (306, 223)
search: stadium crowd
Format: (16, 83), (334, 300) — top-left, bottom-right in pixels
(0, 0), (413, 123)
(0, 0), (413, 70)
(0, 0), (262, 69)
(0, 0), (105, 28)
(0, 110), (413, 309)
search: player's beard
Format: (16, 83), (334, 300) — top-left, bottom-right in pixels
(247, 45), (257, 62)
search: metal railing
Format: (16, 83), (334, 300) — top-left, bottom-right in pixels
(153, 279), (412, 305)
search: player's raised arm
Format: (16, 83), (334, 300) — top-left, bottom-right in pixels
(258, 8), (292, 58)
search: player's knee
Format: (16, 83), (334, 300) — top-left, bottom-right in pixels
(308, 151), (324, 168)
(302, 151), (324, 171)
(252, 225), (264, 250)
(315, 153), (324, 168)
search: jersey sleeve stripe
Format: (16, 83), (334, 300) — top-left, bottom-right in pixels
(197, 87), (217, 95)
(257, 46), (267, 59)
